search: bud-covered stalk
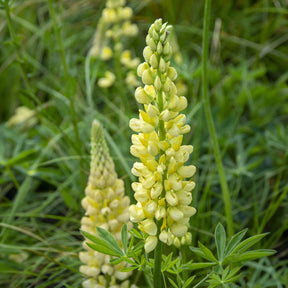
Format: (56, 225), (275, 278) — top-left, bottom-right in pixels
(89, 0), (140, 89)
(129, 19), (196, 254)
(80, 120), (133, 288)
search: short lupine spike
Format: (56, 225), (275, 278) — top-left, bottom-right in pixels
(80, 120), (134, 288)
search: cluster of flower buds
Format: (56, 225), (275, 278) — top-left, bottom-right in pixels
(129, 19), (196, 253)
(89, 0), (139, 89)
(80, 120), (133, 288)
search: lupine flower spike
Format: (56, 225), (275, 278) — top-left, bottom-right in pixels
(129, 19), (197, 253)
(80, 120), (133, 288)
(89, 0), (140, 88)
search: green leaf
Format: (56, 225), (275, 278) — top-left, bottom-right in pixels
(168, 277), (179, 288)
(121, 265), (139, 272)
(121, 257), (137, 266)
(81, 230), (123, 257)
(215, 223), (226, 262)
(121, 223), (128, 254)
(5, 149), (36, 167)
(224, 228), (248, 257)
(226, 266), (241, 279)
(232, 233), (269, 253)
(110, 258), (123, 265)
(182, 276), (196, 288)
(129, 228), (144, 239)
(198, 242), (218, 262)
(189, 247), (206, 259)
(96, 227), (124, 256)
(226, 249), (276, 263)
(182, 262), (217, 271)
(86, 242), (121, 257)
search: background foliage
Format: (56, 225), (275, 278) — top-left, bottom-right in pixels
(0, 0), (287, 287)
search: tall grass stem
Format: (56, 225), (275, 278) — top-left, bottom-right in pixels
(201, 0), (234, 238)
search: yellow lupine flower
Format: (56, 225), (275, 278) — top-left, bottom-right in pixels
(80, 120), (133, 288)
(129, 19), (196, 253)
(88, 0), (139, 90)
(98, 71), (115, 88)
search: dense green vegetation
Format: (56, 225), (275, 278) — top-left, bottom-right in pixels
(0, 0), (287, 287)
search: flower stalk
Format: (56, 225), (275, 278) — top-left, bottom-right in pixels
(129, 19), (197, 287)
(80, 120), (133, 288)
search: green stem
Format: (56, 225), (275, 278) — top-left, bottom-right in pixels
(48, 0), (69, 77)
(181, 245), (189, 281)
(153, 73), (167, 288)
(48, 0), (85, 188)
(4, 0), (37, 102)
(201, 0), (234, 238)
(153, 223), (163, 288)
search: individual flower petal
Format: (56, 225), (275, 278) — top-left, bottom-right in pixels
(144, 236), (158, 253)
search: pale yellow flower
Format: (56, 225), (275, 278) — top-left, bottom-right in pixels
(129, 19), (196, 253)
(80, 120), (132, 287)
(88, 0), (139, 90)
(98, 71), (115, 88)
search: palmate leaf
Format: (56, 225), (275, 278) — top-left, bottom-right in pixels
(96, 227), (124, 256)
(81, 229), (123, 257)
(198, 242), (218, 262)
(231, 233), (269, 253)
(86, 242), (121, 257)
(224, 228), (248, 257)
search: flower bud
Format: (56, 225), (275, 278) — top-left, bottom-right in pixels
(144, 236), (158, 253)
(168, 207), (184, 221)
(137, 62), (149, 77)
(147, 37), (157, 51)
(149, 54), (158, 69)
(155, 205), (166, 220)
(135, 87), (151, 104)
(157, 41), (163, 54)
(147, 104), (159, 118)
(151, 184), (162, 199)
(121, 7), (133, 20)
(173, 237), (181, 248)
(142, 69), (154, 85)
(177, 165), (196, 178)
(129, 205), (145, 222)
(154, 19), (162, 32)
(140, 219), (157, 235)
(145, 200), (157, 214)
(159, 230), (169, 243)
(154, 75), (162, 91)
(171, 223), (188, 237)
(143, 46), (153, 63)
(165, 191), (178, 206)
(163, 77), (173, 92)
(167, 67), (177, 81)
(159, 57), (167, 73)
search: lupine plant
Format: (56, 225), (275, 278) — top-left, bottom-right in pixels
(81, 19), (275, 288)
(80, 120), (136, 288)
(88, 0), (139, 90)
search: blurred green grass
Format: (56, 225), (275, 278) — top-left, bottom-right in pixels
(0, 0), (287, 287)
